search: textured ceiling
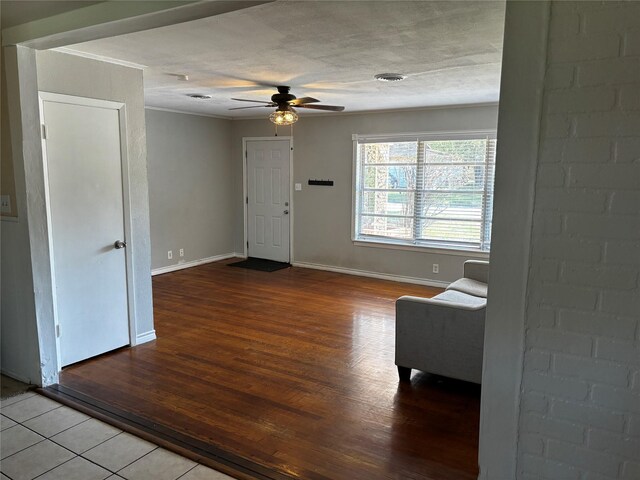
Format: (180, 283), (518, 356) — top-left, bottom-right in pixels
(64, 0), (505, 118)
(1, 1), (103, 29)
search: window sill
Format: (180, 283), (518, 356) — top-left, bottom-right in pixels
(352, 239), (490, 258)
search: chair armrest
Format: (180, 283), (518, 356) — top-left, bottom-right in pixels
(463, 260), (489, 284)
(397, 294), (486, 312)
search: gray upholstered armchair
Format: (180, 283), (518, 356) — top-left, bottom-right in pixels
(395, 260), (489, 384)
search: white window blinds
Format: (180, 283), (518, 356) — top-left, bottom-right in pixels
(354, 132), (496, 251)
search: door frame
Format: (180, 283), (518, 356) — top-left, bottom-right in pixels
(38, 91), (138, 370)
(242, 136), (294, 262)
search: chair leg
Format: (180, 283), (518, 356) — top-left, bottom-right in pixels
(397, 366), (411, 381)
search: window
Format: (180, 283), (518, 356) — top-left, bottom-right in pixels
(353, 132), (496, 252)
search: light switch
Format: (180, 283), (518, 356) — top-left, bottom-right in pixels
(295, 183), (302, 191)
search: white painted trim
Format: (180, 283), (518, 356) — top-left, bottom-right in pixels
(0, 368), (32, 385)
(52, 47), (147, 70)
(242, 137), (294, 262)
(38, 92), (137, 365)
(351, 137), (358, 242)
(135, 330), (156, 344)
(292, 261), (450, 289)
(351, 129), (497, 258)
(145, 106), (231, 120)
(352, 240), (491, 258)
(352, 129), (497, 142)
(151, 253), (238, 276)
(39, 94), (63, 370)
(39, 91), (124, 110)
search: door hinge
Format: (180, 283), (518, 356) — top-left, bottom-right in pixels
(56, 324), (60, 338)
(246, 196), (248, 204)
(41, 124), (47, 140)
(247, 241), (249, 248)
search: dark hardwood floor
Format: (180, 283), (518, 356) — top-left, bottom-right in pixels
(59, 260), (481, 480)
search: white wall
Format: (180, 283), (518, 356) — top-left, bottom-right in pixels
(481, 1), (640, 478)
(231, 104), (498, 284)
(36, 50), (155, 347)
(516, 1), (640, 478)
(478, 1), (550, 477)
(145, 109), (235, 271)
(1, 47), (42, 384)
(0, 47), (155, 385)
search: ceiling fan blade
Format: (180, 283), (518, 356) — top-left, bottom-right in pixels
(295, 104), (345, 112)
(228, 105), (272, 110)
(289, 97), (320, 105)
(231, 98), (273, 104)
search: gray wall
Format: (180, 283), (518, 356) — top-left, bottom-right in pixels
(145, 109), (235, 270)
(231, 104), (498, 283)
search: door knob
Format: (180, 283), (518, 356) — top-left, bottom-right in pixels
(114, 240), (127, 249)
(283, 210), (289, 215)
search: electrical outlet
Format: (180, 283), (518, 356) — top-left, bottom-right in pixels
(168, 250), (173, 260)
(0, 195), (11, 214)
(432, 264), (439, 274)
(179, 248), (184, 257)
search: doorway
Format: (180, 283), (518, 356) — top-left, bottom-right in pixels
(39, 92), (133, 367)
(243, 138), (292, 263)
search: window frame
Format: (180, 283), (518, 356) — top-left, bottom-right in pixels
(351, 130), (497, 255)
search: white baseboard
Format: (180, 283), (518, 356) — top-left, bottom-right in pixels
(151, 253), (240, 276)
(135, 330), (157, 345)
(1, 368), (33, 385)
(291, 261), (450, 288)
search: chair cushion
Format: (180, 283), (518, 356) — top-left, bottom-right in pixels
(446, 278), (488, 298)
(433, 289), (486, 307)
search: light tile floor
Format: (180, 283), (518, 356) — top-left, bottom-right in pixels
(0, 392), (234, 480)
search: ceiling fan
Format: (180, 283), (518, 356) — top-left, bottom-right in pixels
(229, 86), (345, 125)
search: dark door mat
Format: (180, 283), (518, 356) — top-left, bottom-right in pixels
(228, 257), (290, 272)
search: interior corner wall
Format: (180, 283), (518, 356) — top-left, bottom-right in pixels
(35, 50), (155, 349)
(478, 1), (550, 478)
(0, 46), (42, 384)
(1, 50), (18, 218)
(230, 104), (499, 284)
(145, 109), (235, 270)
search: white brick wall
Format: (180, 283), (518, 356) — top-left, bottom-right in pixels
(518, 1), (640, 478)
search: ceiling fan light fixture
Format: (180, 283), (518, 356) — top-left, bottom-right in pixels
(374, 73), (407, 82)
(269, 109), (298, 126)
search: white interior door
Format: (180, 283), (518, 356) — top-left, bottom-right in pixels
(246, 140), (291, 263)
(41, 94), (130, 367)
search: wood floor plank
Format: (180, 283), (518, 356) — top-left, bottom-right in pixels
(60, 260), (480, 480)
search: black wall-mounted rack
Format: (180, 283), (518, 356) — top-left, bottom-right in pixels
(308, 179), (334, 186)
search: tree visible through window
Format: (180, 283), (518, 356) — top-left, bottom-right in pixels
(354, 133), (496, 251)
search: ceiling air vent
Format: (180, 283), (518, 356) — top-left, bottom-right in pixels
(374, 73), (407, 82)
